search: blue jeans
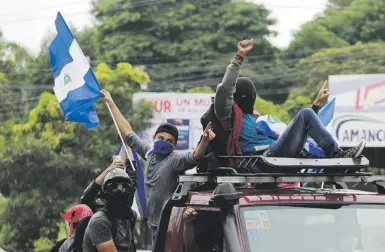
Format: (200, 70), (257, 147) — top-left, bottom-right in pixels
(151, 225), (158, 248)
(268, 108), (340, 157)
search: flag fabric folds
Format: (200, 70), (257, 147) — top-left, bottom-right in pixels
(49, 12), (102, 129)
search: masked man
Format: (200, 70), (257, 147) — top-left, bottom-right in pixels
(100, 90), (215, 246)
(82, 168), (137, 252)
(212, 39), (365, 168)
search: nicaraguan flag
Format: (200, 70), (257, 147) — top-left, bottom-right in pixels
(49, 12), (102, 129)
(115, 144), (148, 221)
(318, 98), (336, 127)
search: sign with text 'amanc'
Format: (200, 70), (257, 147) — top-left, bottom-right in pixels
(329, 74), (385, 147)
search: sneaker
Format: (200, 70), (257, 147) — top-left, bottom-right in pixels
(334, 141), (366, 159)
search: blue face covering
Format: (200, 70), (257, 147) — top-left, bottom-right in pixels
(152, 140), (174, 156)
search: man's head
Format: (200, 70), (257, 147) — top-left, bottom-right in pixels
(153, 123), (178, 146)
(102, 169), (135, 214)
(102, 168), (134, 196)
(60, 204), (93, 236)
(234, 77), (257, 114)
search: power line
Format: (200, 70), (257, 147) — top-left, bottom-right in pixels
(1, 96), (41, 106)
(0, 0), (374, 25)
(0, 0), (171, 25)
(0, 46), (382, 77)
(2, 50), (384, 92)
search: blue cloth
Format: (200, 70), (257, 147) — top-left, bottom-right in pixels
(49, 12), (101, 129)
(240, 114), (274, 154)
(132, 150), (148, 221)
(146, 140), (174, 156)
(115, 144), (148, 221)
(318, 98), (336, 127)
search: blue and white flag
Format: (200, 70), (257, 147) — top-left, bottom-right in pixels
(49, 12), (102, 129)
(318, 97), (336, 127)
(115, 144), (148, 221)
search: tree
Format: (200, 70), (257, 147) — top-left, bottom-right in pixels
(327, 0), (355, 8)
(287, 0), (385, 58)
(281, 90), (312, 118)
(0, 34), (33, 122)
(91, 0), (289, 100)
(0, 62), (153, 250)
(255, 97), (291, 124)
(291, 42), (385, 98)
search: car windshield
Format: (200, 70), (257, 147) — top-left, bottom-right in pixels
(239, 204), (385, 252)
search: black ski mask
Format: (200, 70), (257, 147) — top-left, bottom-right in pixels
(102, 169), (135, 218)
(234, 77), (257, 114)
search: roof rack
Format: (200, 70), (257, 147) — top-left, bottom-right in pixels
(178, 173), (385, 184)
(175, 156), (385, 195)
(217, 155), (370, 173)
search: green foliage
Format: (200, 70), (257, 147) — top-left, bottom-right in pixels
(185, 86), (214, 93)
(0, 36), (34, 122)
(0, 62), (152, 251)
(91, 0), (285, 99)
(287, 0), (385, 58)
(4, 0), (385, 249)
(255, 97), (291, 124)
(293, 42), (385, 98)
(282, 90), (313, 118)
(327, 0), (355, 7)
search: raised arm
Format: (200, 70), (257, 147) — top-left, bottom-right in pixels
(100, 89), (151, 158)
(81, 160), (124, 211)
(214, 39), (254, 120)
(312, 81), (329, 114)
(193, 122), (215, 161)
(101, 89), (133, 136)
(173, 123), (216, 173)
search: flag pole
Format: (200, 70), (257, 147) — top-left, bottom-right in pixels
(106, 103), (136, 172)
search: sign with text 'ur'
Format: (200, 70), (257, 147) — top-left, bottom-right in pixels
(133, 92), (213, 152)
(328, 74), (385, 147)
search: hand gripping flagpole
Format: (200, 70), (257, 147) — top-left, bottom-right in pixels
(106, 103), (136, 172)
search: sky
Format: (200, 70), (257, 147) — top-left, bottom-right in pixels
(0, 0), (328, 56)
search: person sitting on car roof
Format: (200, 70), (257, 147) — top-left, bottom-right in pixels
(199, 39), (365, 173)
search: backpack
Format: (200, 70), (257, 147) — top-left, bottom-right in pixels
(68, 216), (92, 252)
(50, 238), (67, 252)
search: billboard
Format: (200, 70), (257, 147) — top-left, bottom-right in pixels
(328, 74), (385, 147)
(132, 92), (213, 152)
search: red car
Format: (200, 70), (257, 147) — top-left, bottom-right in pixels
(153, 156), (385, 252)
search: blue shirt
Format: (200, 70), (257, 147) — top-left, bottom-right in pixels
(240, 114), (275, 154)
